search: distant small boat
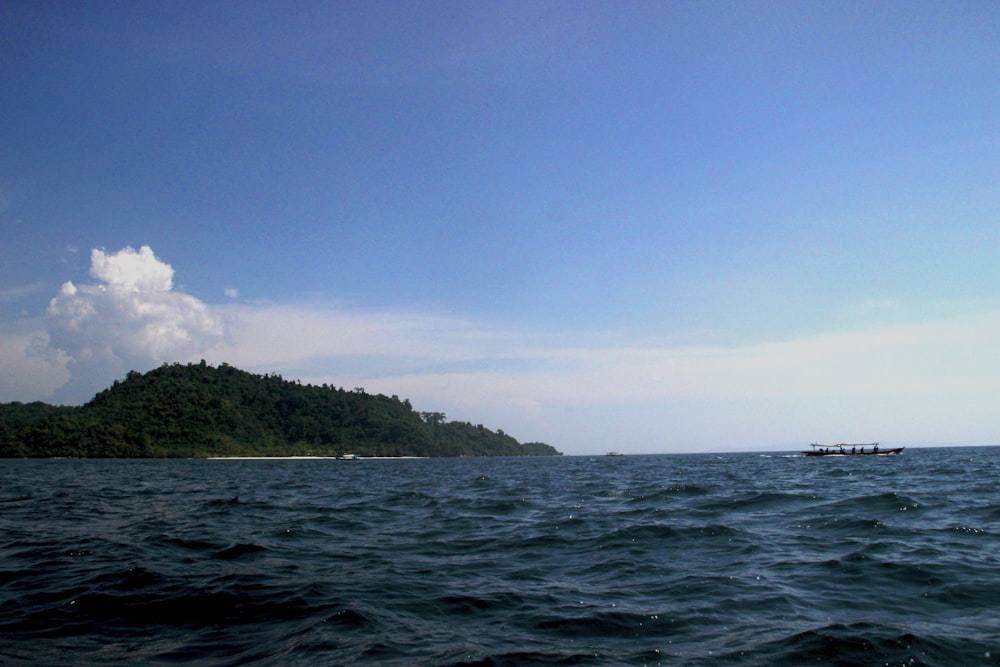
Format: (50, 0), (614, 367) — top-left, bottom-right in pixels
(337, 453), (360, 460)
(605, 451), (623, 457)
(802, 443), (904, 457)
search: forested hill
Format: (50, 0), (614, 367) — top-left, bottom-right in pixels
(0, 362), (561, 458)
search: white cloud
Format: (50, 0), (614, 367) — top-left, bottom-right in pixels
(44, 245), (225, 402)
(0, 329), (69, 403)
(286, 313), (1000, 405)
(218, 303), (1000, 452)
(0, 283), (47, 303)
(213, 302), (522, 370)
(88, 245), (173, 292)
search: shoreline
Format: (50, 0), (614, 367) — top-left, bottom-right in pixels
(206, 455), (428, 460)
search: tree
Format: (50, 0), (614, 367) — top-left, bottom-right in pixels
(420, 411), (446, 426)
(0, 362), (561, 458)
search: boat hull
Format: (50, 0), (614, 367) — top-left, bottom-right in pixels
(802, 446), (904, 457)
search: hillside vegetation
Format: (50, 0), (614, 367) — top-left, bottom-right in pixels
(0, 362), (560, 458)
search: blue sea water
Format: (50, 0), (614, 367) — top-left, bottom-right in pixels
(1, 447), (999, 666)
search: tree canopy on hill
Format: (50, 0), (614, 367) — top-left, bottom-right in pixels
(0, 361), (561, 458)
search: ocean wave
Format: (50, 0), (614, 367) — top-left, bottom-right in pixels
(2, 448), (998, 666)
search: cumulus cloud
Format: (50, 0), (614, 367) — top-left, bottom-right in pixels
(88, 244), (173, 292)
(0, 329), (70, 402)
(45, 245), (225, 402)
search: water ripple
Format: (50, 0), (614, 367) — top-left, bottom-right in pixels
(2, 449), (998, 665)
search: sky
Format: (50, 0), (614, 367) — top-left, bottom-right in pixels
(2, 1), (999, 454)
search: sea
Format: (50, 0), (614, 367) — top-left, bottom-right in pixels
(1, 447), (998, 666)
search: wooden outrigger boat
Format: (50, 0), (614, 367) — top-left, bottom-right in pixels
(802, 443), (904, 457)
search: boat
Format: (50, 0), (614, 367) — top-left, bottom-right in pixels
(605, 451), (623, 457)
(802, 443), (904, 457)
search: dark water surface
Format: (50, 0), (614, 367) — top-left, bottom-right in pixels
(2, 448), (998, 666)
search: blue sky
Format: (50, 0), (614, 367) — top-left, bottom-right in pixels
(2, 1), (999, 454)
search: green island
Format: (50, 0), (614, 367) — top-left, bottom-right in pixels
(0, 361), (561, 458)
